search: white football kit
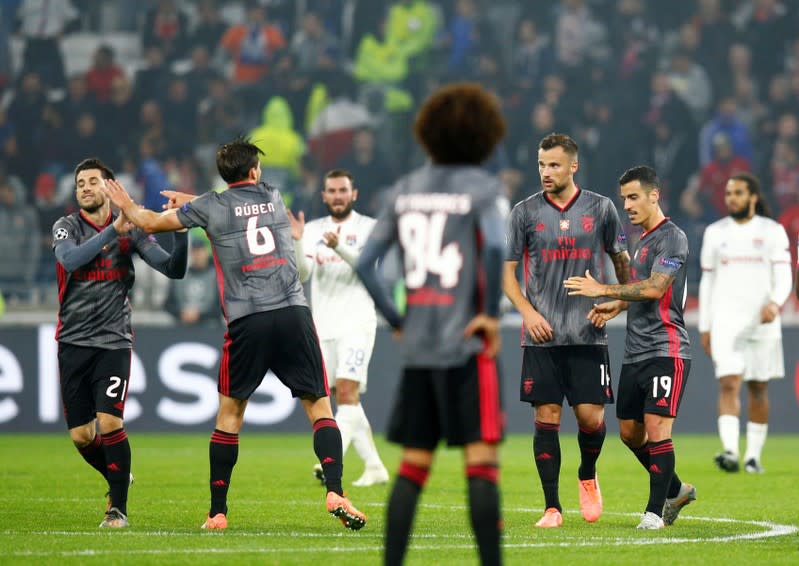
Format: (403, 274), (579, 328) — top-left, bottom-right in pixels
(698, 215), (793, 380)
(295, 211), (377, 391)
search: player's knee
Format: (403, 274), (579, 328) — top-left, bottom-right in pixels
(69, 424), (96, 447)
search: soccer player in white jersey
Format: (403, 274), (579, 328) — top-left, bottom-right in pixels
(699, 173), (793, 474)
(288, 169), (390, 486)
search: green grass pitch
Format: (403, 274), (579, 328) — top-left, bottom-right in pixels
(0, 433), (797, 565)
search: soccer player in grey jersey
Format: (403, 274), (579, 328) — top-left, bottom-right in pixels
(356, 83), (506, 566)
(53, 158), (188, 528)
(101, 138), (366, 531)
(565, 165), (696, 529)
(504, 132), (630, 528)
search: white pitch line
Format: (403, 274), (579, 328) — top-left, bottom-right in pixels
(0, 512), (795, 558)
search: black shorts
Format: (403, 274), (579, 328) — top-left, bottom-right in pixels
(387, 353), (504, 450)
(220, 306), (328, 400)
(616, 357), (690, 421)
(520, 345), (614, 406)
(58, 343), (131, 429)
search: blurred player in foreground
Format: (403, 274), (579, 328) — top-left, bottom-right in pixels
(355, 83), (506, 566)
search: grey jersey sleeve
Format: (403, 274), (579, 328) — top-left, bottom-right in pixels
(355, 200), (402, 329)
(601, 199), (628, 255)
(478, 197), (506, 318)
(176, 193), (213, 229)
(652, 231), (688, 276)
(52, 218), (118, 272)
(505, 202), (527, 261)
(136, 230), (188, 279)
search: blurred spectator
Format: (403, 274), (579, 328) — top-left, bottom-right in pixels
(183, 45), (221, 96)
(682, 132), (751, 221)
(249, 95), (305, 189)
(219, 1), (286, 85)
(651, 119), (699, 216)
(16, 0), (77, 89)
(385, 0), (439, 70)
(770, 139), (799, 210)
(162, 75), (198, 158)
(439, 0), (484, 75)
(551, 0), (608, 83)
(132, 45), (171, 107)
(165, 236), (220, 326)
(666, 48), (713, 123)
(308, 75), (372, 169)
(689, 0), (736, 95)
(0, 172), (40, 299)
(84, 44), (125, 103)
(290, 10), (341, 74)
(188, 0), (227, 55)
(338, 127), (392, 216)
(63, 112), (104, 167)
(99, 75), (138, 167)
(353, 19), (412, 116)
(699, 95), (753, 167)
(0, 1), (14, 93)
(137, 135), (172, 211)
(59, 74), (99, 130)
(578, 97), (626, 198)
(7, 70), (48, 188)
(142, 0), (189, 62)
(197, 76), (243, 144)
(511, 18), (553, 100)
(741, 0), (793, 93)
(287, 153), (326, 220)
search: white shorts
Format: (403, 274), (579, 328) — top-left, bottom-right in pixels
(320, 329), (376, 393)
(712, 337), (784, 381)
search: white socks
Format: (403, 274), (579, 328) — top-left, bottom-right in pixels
(718, 415), (768, 463)
(744, 422), (768, 463)
(718, 415), (740, 456)
(336, 403), (385, 469)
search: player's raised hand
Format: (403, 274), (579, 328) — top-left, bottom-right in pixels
(103, 179), (135, 211)
(161, 190), (195, 209)
(464, 313), (501, 358)
(522, 307), (554, 343)
(564, 270), (605, 298)
(587, 300), (625, 328)
(112, 208), (135, 235)
(323, 226), (340, 248)
(760, 301), (780, 324)
(287, 209), (305, 241)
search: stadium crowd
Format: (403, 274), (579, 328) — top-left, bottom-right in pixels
(1, 0), (798, 313)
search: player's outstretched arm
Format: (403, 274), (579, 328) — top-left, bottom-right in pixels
(161, 190), (198, 209)
(104, 179), (185, 233)
(355, 238), (403, 330)
(564, 269), (674, 301)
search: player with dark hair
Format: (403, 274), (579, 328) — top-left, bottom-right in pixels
(699, 173), (792, 474)
(564, 165), (696, 529)
(53, 157), (188, 528)
(503, 132), (630, 528)
(101, 138), (366, 531)
(289, 168), (389, 487)
(355, 83), (506, 566)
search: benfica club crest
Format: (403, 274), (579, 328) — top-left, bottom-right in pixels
(523, 377), (534, 395)
(119, 237), (131, 255)
(581, 215), (594, 233)
(559, 219), (570, 231)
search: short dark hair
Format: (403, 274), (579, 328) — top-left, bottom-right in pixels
(619, 165), (659, 190)
(74, 158), (115, 186)
(324, 168), (353, 182)
(730, 172), (771, 218)
(216, 137), (263, 183)
(539, 132), (579, 157)
(414, 83), (506, 165)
